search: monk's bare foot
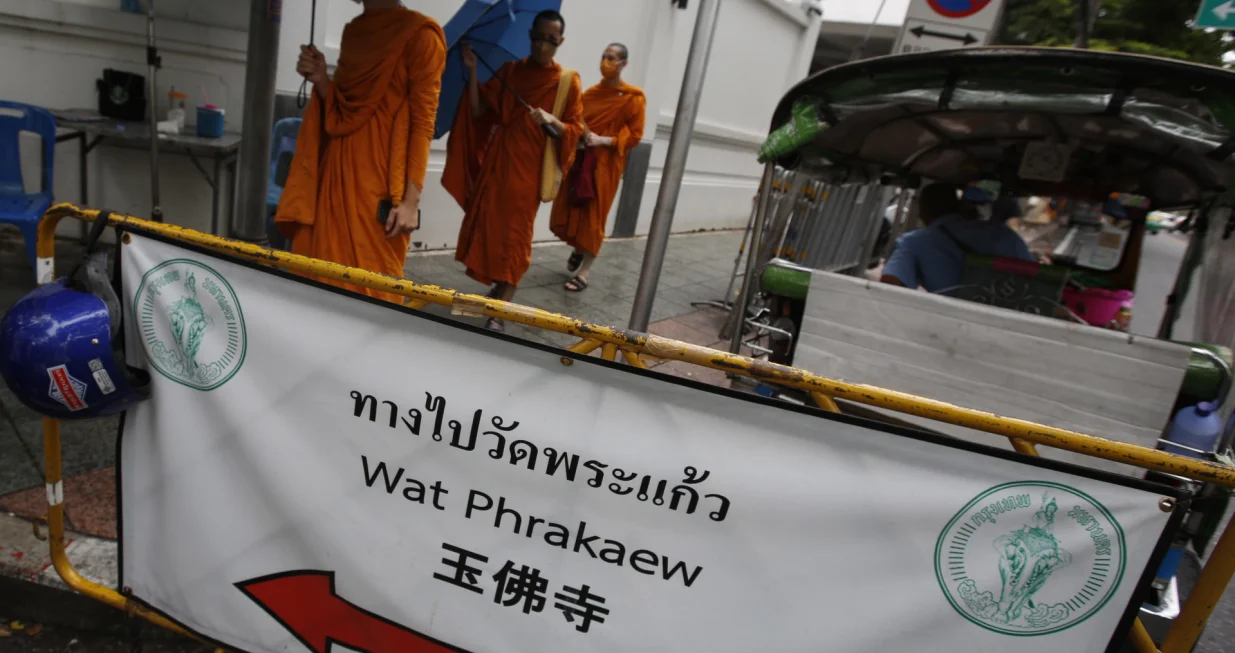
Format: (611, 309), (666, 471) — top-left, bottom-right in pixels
(567, 251), (584, 272)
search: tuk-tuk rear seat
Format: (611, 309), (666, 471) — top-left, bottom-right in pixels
(792, 270), (1194, 475)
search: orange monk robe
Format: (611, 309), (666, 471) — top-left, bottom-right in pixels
(275, 7), (445, 304)
(443, 59), (584, 286)
(550, 82), (646, 257)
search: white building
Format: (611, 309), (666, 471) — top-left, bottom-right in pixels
(1, 0), (822, 251)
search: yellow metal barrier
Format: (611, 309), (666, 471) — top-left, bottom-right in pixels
(1129, 617), (1160, 653)
(809, 392), (840, 414)
(30, 203), (1235, 651)
(42, 419), (221, 651)
(35, 205), (1235, 486)
(622, 350), (650, 369)
(807, 392), (1151, 649)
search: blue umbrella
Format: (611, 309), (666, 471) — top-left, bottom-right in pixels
(433, 0), (562, 139)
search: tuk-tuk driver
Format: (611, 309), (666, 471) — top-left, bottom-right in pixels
(880, 183), (1035, 293)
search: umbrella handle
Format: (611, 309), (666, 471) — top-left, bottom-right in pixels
(470, 48), (561, 138)
(471, 50), (532, 111)
(297, 0), (319, 110)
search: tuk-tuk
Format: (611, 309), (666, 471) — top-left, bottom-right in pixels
(731, 46), (1235, 646)
(1146, 210), (1187, 235)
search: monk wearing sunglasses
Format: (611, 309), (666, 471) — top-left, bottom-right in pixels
(443, 9), (584, 332)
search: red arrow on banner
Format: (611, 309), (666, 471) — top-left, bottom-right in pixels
(237, 570), (465, 653)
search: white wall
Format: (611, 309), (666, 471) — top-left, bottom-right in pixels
(635, 0), (818, 237)
(0, 0), (248, 239)
(1, 0), (819, 250)
(282, 0), (660, 250)
(275, 0), (329, 95)
(58, 0), (249, 29)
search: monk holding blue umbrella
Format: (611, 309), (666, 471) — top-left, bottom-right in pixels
(440, 5), (584, 332)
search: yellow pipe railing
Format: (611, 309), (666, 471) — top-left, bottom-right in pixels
(36, 204), (1235, 487)
(809, 391), (840, 414)
(566, 338), (602, 356)
(809, 392), (1155, 649)
(41, 419), (221, 651)
(1129, 617), (1160, 653)
(1162, 514), (1235, 653)
(622, 350), (650, 369)
(31, 204), (1235, 650)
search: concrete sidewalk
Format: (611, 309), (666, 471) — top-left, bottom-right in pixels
(403, 232), (743, 348)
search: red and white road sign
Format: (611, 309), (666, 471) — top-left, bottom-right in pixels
(894, 0), (1007, 55)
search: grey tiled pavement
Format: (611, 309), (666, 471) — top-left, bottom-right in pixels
(402, 231), (746, 347)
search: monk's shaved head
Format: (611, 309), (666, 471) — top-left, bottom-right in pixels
(529, 9), (564, 65)
(608, 42), (629, 61)
(533, 10), (565, 34)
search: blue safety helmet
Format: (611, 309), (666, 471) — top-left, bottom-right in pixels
(0, 244), (150, 419)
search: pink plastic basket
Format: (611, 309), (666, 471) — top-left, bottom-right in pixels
(1061, 287), (1134, 327)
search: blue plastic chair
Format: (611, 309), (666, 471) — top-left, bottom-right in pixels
(0, 101), (56, 277)
(265, 117), (301, 250)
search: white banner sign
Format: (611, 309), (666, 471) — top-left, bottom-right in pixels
(117, 232), (1178, 653)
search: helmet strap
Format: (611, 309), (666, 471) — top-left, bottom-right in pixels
(66, 211), (115, 287)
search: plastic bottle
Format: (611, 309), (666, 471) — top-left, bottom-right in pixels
(167, 89), (188, 133)
(1162, 401), (1224, 459)
(1113, 306), (1132, 332)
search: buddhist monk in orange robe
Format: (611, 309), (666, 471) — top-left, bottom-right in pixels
(275, 0), (445, 304)
(549, 43), (645, 292)
(442, 10), (583, 332)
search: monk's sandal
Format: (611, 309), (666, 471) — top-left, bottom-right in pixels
(564, 276), (588, 292)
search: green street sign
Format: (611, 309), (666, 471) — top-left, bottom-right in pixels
(1195, 0), (1235, 30)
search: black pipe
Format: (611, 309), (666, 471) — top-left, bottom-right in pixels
(233, 0), (282, 242)
(1075, 0), (1091, 49)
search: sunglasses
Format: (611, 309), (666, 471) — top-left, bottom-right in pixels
(530, 32), (563, 47)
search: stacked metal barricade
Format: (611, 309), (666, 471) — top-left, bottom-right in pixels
(699, 167), (910, 358)
(776, 181), (898, 273)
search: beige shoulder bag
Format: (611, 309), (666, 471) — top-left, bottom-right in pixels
(539, 68), (576, 203)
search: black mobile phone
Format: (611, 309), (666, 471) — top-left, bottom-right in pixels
(377, 199), (421, 230)
(377, 198), (393, 225)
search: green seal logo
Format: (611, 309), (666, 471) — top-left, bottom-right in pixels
(135, 259), (245, 391)
(935, 481), (1125, 636)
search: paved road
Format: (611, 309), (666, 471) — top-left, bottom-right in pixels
(1129, 231), (1195, 340)
(1130, 230), (1233, 653)
(0, 576), (210, 652)
(0, 627), (209, 653)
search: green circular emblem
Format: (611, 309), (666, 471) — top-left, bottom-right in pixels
(935, 481), (1125, 636)
(134, 259), (246, 391)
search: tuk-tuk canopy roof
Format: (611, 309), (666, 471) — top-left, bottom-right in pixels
(764, 47), (1235, 209)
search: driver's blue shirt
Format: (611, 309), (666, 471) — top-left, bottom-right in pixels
(882, 214), (1034, 293)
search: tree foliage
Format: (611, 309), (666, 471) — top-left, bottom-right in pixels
(997, 0), (1235, 66)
